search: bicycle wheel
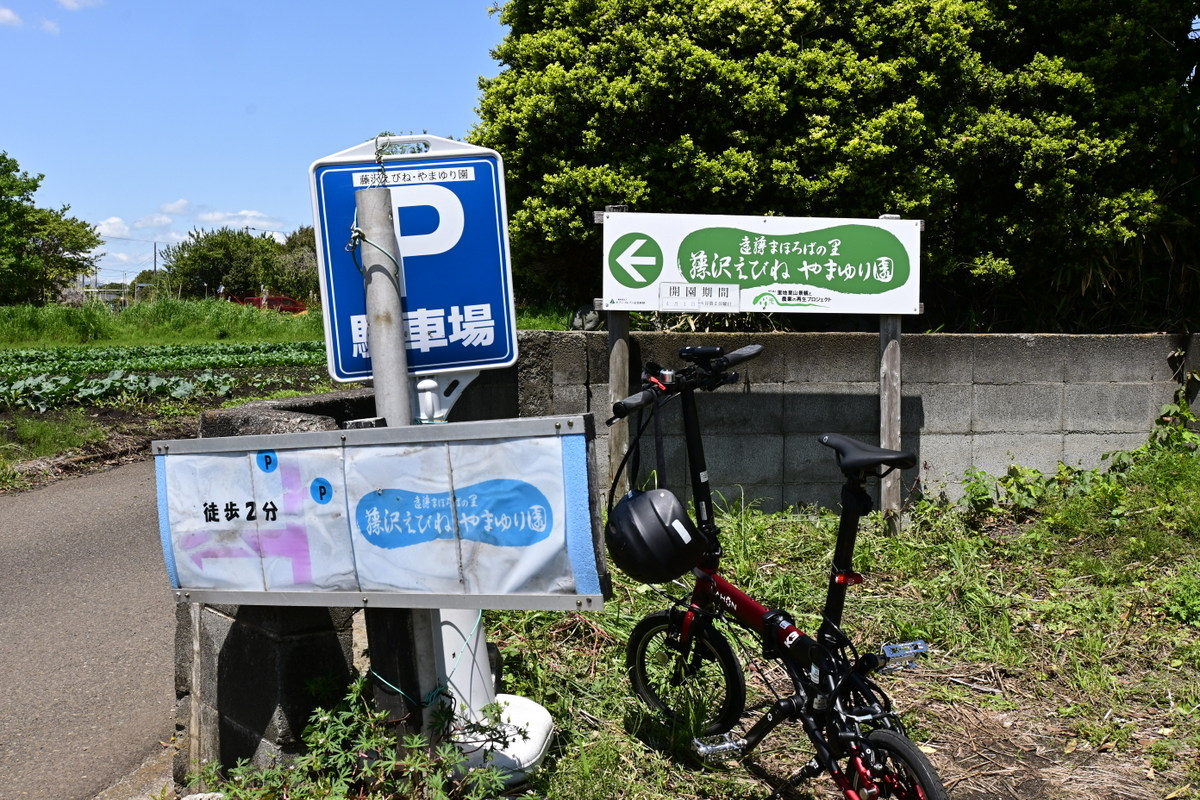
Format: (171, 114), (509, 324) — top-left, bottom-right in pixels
(626, 609), (746, 736)
(848, 728), (948, 800)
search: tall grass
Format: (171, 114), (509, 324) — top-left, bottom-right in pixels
(0, 299), (325, 347)
(0, 299), (580, 349)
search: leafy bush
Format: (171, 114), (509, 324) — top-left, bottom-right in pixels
(191, 675), (513, 800)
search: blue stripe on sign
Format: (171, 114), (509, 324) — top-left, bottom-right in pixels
(155, 455), (180, 589)
(561, 433), (600, 595)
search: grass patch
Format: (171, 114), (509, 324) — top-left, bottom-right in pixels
(0, 299), (324, 347)
(0, 408), (108, 488)
(0, 298), (582, 349)
(0, 408), (106, 460)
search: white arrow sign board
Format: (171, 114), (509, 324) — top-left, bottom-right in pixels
(154, 417), (605, 611)
(602, 211), (921, 315)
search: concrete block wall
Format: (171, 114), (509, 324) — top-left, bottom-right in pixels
(509, 330), (1195, 510)
(905, 333), (1189, 501)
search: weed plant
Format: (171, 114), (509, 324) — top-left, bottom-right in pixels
(189, 674), (513, 800)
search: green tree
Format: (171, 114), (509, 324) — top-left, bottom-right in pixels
(472, 0), (1199, 331)
(273, 225), (320, 304)
(0, 152), (100, 304)
(21, 205), (103, 304)
(160, 227), (284, 299)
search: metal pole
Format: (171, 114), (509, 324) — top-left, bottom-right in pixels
(355, 187), (444, 738)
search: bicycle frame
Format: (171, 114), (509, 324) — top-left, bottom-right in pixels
(669, 376), (906, 758)
(615, 345), (943, 800)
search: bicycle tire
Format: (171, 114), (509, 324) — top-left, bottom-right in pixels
(848, 728), (948, 800)
(626, 610), (746, 737)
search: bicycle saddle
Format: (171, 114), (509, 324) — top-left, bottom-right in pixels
(818, 433), (916, 472)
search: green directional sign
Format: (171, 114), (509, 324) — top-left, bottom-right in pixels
(607, 233), (663, 289)
(601, 212), (921, 315)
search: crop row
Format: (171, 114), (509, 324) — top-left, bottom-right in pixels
(0, 341), (324, 379)
(0, 370), (239, 413)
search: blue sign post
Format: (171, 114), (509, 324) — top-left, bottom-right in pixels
(309, 136), (518, 382)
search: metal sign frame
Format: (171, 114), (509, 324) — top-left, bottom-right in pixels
(310, 136), (518, 382)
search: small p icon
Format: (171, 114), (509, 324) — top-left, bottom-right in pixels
(311, 478), (333, 505)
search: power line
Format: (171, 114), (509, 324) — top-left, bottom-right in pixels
(97, 235), (165, 245)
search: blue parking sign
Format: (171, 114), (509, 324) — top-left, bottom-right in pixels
(309, 137), (518, 382)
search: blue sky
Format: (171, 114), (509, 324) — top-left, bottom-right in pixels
(0, 0), (508, 285)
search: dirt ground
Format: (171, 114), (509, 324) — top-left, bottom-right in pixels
(734, 662), (1196, 800)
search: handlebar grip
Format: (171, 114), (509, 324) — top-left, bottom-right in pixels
(713, 344), (763, 371)
(610, 388), (659, 420)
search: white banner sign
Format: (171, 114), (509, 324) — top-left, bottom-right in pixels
(154, 417), (604, 610)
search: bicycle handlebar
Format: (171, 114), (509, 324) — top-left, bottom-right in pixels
(610, 387), (660, 418)
(607, 343), (764, 424)
(712, 343), (763, 371)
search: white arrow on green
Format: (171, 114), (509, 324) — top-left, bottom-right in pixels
(616, 238), (657, 283)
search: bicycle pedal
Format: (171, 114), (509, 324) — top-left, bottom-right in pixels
(692, 733), (746, 762)
(881, 640), (928, 670)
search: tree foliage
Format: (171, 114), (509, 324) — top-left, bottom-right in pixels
(158, 225), (319, 302)
(0, 152), (101, 305)
(472, 0), (1200, 331)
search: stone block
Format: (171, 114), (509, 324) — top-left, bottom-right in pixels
(906, 384), (970, 434)
(903, 334), (974, 383)
(700, 384), (785, 434)
(702, 433), (784, 487)
(584, 331), (610, 384)
(973, 335), (1068, 383)
(972, 383), (1063, 433)
(552, 383), (590, 415)
(782, 383), (879, 438)
(1064, 382), (1163, 434)
(783, 478), (859, 510)
(1063, 334), (1178, 383)
(777, 333), (878, 383)
(911, 434), (973, 500)
(551, 331), (589, 384)
(969, 433), (1065, 478)
(1062, 432), (1148, 470)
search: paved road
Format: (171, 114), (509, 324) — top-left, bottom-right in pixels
(0, 461), (176, 800)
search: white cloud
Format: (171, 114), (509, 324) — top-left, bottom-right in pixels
(196, 209), (285, 231)
(0, 8), (22, 26)
(40, 18), (59, 34)
(134, 213), (172, 229)
(57, 0), (103, 10)
(94, 216), (130, 238)
(160, 198), (190, 215)
(102, 251), (146, 267)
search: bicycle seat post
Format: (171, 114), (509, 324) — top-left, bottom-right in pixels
(818, 470), (873, 645)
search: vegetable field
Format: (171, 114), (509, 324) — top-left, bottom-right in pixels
(0, 342), (326, 412)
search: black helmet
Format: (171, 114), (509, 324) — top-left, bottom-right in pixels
(605, 489), (705, 584)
